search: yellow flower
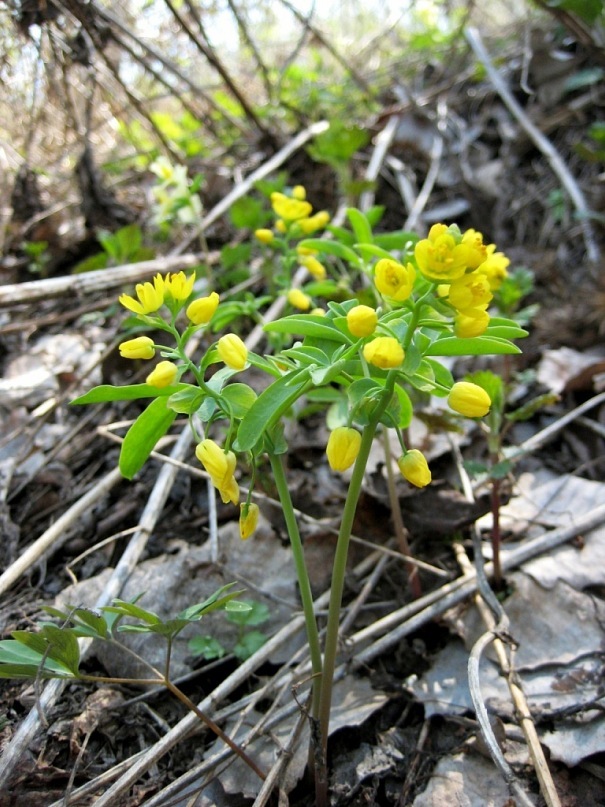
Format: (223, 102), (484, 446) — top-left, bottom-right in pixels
(297, 211), (331, 234)
(476, 247), (510, 290)
(239, 502), (259, 540)
(146, 360), (178, 388)
(287, 288), (312, 311)
(255, 228), (274, 245)
(164, 271), (196, 302)
(119, 274), (165, 315)
(447, 272), (493, 312)
(270, 192), (312, 221)
(454, 308), (490, 338)
(217, 333), (248, 370)
(414, 224), (474, 282)
(448, 381), (491, 418)
(119, 336), (155, 360)
(363, 337), (404, 369)
(374, 259), (415, 302)
(292, 185), (306, 200)
(195, 439), (239, 504)
(461, 228), (489, 269)
(326, 427), (362, 472)
(346, 305), (378, 337)
(186, 292), (220, 325)
(398, 449), (432, 488)
(299, 255), (326, 280)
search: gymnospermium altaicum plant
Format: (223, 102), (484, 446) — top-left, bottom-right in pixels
(5, 187), (527, 806)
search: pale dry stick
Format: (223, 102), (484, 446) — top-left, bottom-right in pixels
(0, 466), (123, 597)
(0, 253), (204, 307)
(502, 390), (605, 465)
(351, 502), (605, 665)
(465, 26), (600, 267)
(339, 552), (391, 635)
(467, 631), (537, 807)
(452, 437), (561, 807)
(252, 709), (309, 807)
(403, 120), (444, 231)
(386, 155), (418, 217)
(171, 119), (330, 256)
(455, 542), (561, 807)
(358, 114), (400, 212)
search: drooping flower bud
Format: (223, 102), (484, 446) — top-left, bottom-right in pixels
(448, 381), (491, 418)
(326, 426), (362, 472)
(398, 449), (432, 488)
(146, 360), (178, 388)
(287, 288), (312, 311)
(239, 502), (260, 540)
(217, 334), (248, 370)
(186, 292), (220, 325)
(119, 336), (155, 360)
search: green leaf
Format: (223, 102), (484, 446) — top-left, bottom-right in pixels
(425, 336), (522, 357)
(71, 252), (109, 274)
(0, 639), (71, 677)
(187, 635), (226, 660)
(506, 392), (560, 422)
(355, 243), (404, 263)
(393, 383), (413, 429)
(71, 383), (185, 405)
(229, 196), (266, 229)
(37, 626), (80, 675)
(119, 397), (177, 479)
(221, 384), (258, 418)
(225, 600), (268, 626)
(346, 208), (373, 245)
(235, 370), (310, 452)
(179, 583), (245, 620)
(103, 600), (161, 625)
(167, 385), (206, 415)
(374, 231), (418, 251)
(265, 315), (350, 343)
(310, 360), (346, 386)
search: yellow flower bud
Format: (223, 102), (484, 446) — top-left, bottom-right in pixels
(186, 292), (220, 325)
(219, 475), (240, 506)
(292, 185), (306, 200)
(217, 333), (248, 370)
(454, 309), (490, 338)
(363, 337), (404, 369)
(297, 211), (331, 234)
(448, 381), (491, 418)
(239, 502), (259, 539)
(310, 307), (326, 317)
(299, 255), (326, 280)
(326, 426), (362, 472)
(119, 273), (164, 315)
(146, 360), (178, 388)
(398, 449), (431, 488)
(275, 219), (287, 234)
(374, 259), (415, 302)
(287, 288), (312, 311)
(119, 336), (155, 360)
(255, 228), (274, 245)
(346, 305), (378, 338)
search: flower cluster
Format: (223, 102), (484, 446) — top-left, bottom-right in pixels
(150, 156), (202, 227)
(255, 185), (331, 246)
(415, 224), (509, 337)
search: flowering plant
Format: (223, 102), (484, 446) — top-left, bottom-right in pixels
(26, 189), (528, 803)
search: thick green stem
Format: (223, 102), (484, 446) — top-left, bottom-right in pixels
(269, 453), (323, 720)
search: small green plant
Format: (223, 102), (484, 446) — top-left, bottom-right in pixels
(0, 585), (266, 779)
(22, 240), (50, 276)
(189, 599), (270, 662)
(72, 223), (154, 273)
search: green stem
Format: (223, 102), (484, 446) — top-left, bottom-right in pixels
(318, 373), (396, 758)
(269, 453), (323, 721)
